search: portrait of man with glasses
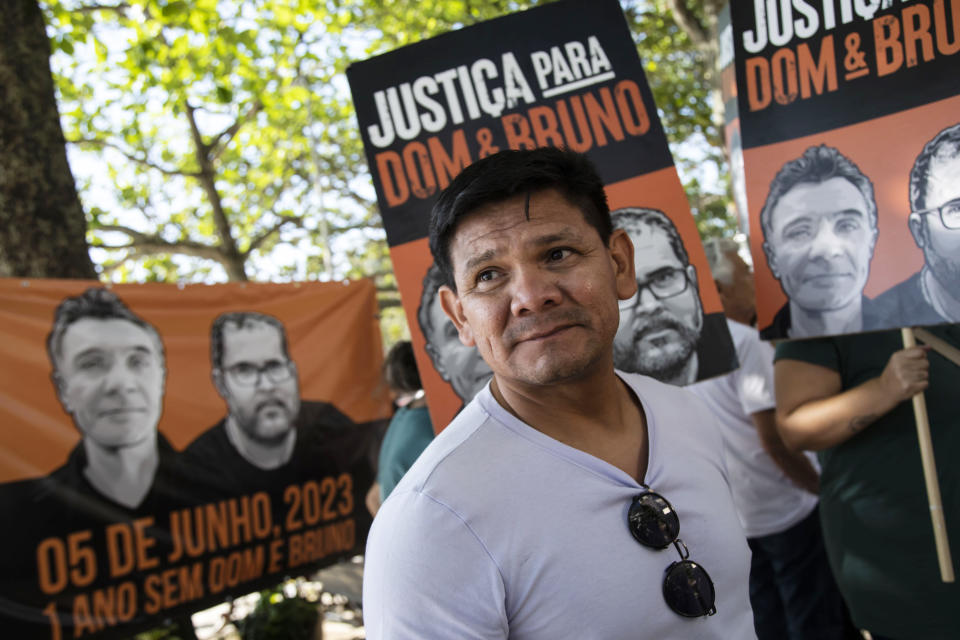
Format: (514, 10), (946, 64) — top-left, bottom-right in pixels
(875, 122), (960, 326)
(181, 311), (362, 499)
(612, 207), (737, 385)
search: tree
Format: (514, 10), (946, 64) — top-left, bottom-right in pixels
(0, 0), (96, 278)
(622, 0), (736, 238)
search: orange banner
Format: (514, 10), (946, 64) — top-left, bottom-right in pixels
(0, 279), (390, 639)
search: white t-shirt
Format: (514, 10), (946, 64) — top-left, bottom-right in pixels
(363, 372), (756, 639)
(689, 319), (818, 538)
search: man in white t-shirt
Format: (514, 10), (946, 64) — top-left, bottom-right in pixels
(692, 238), (856, 639)
(363, 148), (755, 638)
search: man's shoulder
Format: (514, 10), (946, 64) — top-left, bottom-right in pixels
(759, 303), (790, 340)
(182, 418), (230, 457)
(296, 400), (356, 430)
(871, 271), (946, 328)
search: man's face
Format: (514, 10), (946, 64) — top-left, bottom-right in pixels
(425, 292), (492, 402)
(764, 177), (876, 312)
(912, 151), (960, 298)
(56, 318), (165, 449)
(613, 226), (703, 378)
(439, 188), (635, 389)
(718, 250), (757, 325)
(216, 322), (300, 444)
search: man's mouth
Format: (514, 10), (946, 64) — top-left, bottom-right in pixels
(99, 407), (146, 417)
(256, 399), (289, 414)
(803, 273), (852, 285)
(519, 324), (576, 343)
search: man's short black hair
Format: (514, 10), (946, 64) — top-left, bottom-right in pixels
(210, 311), (289, 370)
(429, 147), (611, 291)
(760, 145), (876, 241)
(47, 287), (163, 370)
(910, 122), (960, 212)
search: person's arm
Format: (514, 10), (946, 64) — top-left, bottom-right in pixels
(750, 408), (819, 494)
(774, 346), (930, 451)
(366, 481), (381, 517)
(363, 491), (508, 639)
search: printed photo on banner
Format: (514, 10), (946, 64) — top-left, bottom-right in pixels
(348, 0), (737, 430)
(730, 0), (960, 339)
(0, 280), (389, 640)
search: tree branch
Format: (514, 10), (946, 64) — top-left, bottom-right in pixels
(75, 3), (130, 14)
(68, 136), (199, 177)
(209, 100), (263, 160)
(94, 224), (226, 262)
(184, 102), (246, 280)
(244, 215), (304, 256)
(666, 0), (709, 47)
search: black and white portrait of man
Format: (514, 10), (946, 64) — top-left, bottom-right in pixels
(612, 207), (736, 385)
(875, 123), (960, 326)
(758, 145), (881, 340)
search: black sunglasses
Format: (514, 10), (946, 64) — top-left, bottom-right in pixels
(627, 488), (717, 617)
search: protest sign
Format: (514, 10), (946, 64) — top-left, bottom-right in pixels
(0, 279), (390, 638)
(731, 0), (960, 340)
(348, 0), (737, 431)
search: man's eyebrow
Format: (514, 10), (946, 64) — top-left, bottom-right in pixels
(72, 344), (153, 361)
(831, 209), (865, 218)
(460, 229), (581, 274)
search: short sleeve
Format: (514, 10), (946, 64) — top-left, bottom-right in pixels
(363, 489), (508, 639)
(773, 337), (841, 372)
(735, 331), (777, 415)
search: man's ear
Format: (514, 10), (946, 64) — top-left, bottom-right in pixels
(51, 372), (70, 412)
(686, 264), (699, 292)
(439, 285), (476, 347)
(908, 213), (926, 249)
(762, 240), (779, 279)
(212, 368), (229, 398)
(609, 229), (637, 302)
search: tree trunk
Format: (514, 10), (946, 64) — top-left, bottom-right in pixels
(0, 0), (97, 279)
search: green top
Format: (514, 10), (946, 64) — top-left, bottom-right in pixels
(377, 405), (435, 502)
(775, 326), (960, 639)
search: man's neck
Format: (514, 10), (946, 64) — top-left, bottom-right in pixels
(788, 298), (862, 338)
(922, 266), (960, 320)
(82, 435), (158, 509)
(489, 363), (648, 481)
(225, 416), (296, 470)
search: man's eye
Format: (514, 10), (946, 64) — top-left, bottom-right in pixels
(232, 363), (256, 376)
(784, 227), (811, 241)
(77, 356), (108, 372)
(547, 248), (572, 262)
(127, 353), (151, 370)
(835, 219), (861, 234)
(477, 270), (499, 283)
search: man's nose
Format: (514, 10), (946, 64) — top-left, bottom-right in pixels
(509, 266), (562, 316)
(808, 222), (844, 259)
(634, 284), (665, 312)
(255, 369), (276, 389)
(102, 364), (137, 393)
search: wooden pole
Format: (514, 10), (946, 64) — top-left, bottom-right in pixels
(901, 327), (955, 582)
(914, 327), (960, 368)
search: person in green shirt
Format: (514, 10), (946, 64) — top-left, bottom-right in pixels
(372, 341), (435, 512)
(774, 326), (960, 639)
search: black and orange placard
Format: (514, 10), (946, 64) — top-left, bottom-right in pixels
(0, 278), (391, 639)
(348, 0), (737, 432)
(731, 0), (960, 339)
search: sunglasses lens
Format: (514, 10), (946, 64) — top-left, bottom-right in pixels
(662, 560), (716, 617)
(627, 492), (680, 548)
